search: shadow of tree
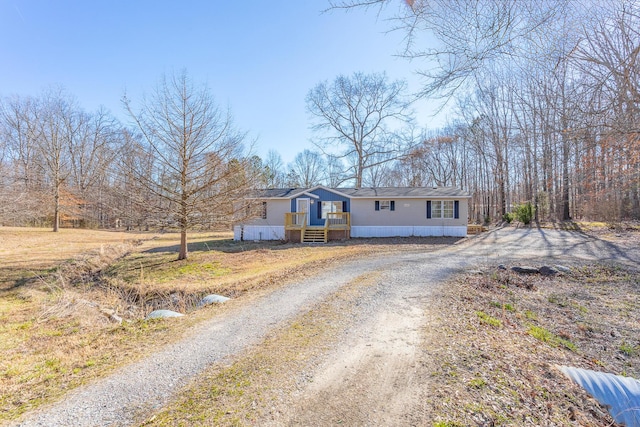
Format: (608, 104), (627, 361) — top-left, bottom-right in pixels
(143, 236), (465, 255)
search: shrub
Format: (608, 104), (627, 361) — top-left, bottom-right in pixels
(514, 202), (534, 225)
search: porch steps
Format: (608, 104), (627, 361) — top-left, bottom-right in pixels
(302, 228), (327, 243)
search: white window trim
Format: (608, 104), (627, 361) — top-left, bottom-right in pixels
(432, 200), (454, 219)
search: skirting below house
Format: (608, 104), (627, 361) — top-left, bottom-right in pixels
(234, 225), (467, 241)
(234, 225), (285, 241)
(350, 226), (467, 238)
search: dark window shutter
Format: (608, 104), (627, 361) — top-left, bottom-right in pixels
(317, 201), (322, 218)
(454, 200), (459, 219)
(390, 201), (395, 211)
(375, 201), (380, 211)
(426, 201), (432, 218)
(342, 201), (347, 212)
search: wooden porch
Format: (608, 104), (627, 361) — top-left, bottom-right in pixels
(467, 224), (488, 235)
(284, 212), (351, 243)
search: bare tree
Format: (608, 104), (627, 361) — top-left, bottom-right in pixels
(306, 72), (412, 187)
(0, 95), (44, 225)
(263, 149), (286, 188)
(329, 0), (564, 100)
(288, 149), (326, 187)
(123, 70), (252, 260)
(32, 89), (76, 232)
(113, 130), (158, 231)
(325, 156), (349, 188)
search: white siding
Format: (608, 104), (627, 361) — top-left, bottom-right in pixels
(233, 225), (285, 241)
(351, 225), (467, 238)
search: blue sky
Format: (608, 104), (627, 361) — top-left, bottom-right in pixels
(0, 1), (444, 163)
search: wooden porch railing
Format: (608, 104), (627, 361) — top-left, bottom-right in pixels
(324, 212), (350, 229)
(284, 212), (308, 228)
(285, 212), (350, 243)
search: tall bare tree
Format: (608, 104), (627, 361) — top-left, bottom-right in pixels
(123, 70), (252, 260)
(0, 95), (43, 225)
(306, 72), (412, 187)
(263, 149), (286, 188)
(32, 89), (76, 232)
(287, 149), (326, 187)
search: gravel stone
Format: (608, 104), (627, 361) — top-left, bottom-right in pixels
(511, 266), (540, 274)
(539, 265), (559, 276)
(197, 294), (230, 307)
(145, 310), (184, 320)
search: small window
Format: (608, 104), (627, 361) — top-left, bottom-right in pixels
(261, 201), (267, 219)
(375, 200), (395, 211)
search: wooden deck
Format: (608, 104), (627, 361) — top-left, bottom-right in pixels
(467, 224), (488, 235)
(285, 212), (351, 243)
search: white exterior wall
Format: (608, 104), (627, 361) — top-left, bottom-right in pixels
(234, 225), (285, 241)
(351, 225), (467, 238)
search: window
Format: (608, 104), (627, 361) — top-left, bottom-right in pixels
(442, 200), (454, 218)
(321, 201), (343, 218)
(433, 201), (454, 218)
(261, 201), (267, 219)
(375, 200), (395, 211)
(427, 200), (458, 219)
(432, 201), (442, 218)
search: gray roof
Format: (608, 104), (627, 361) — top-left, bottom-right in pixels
(336, 187), (470, 198)
(256, 186), (470, 199)
(254, 188), (307, 198)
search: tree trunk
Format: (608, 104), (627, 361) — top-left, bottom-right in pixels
(178, 228), (188, 260)
(562, 134), (571, 220)
(53, 180), (60, 232)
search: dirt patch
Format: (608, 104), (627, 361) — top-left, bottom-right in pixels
(287, 303), (424, 426)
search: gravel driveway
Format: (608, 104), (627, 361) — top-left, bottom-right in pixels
(14, 228), (638, 426)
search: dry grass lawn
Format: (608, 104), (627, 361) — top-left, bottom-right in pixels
(0, 227), (149, 289)
(422, 264), (639, 426)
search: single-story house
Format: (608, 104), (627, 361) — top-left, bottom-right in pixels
(234, 185), (472, 242)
